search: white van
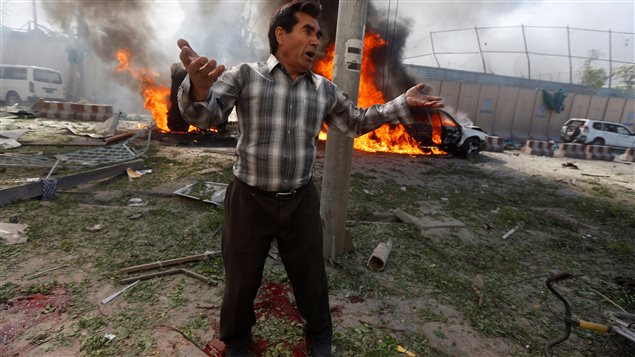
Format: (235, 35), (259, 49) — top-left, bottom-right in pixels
(0, 64), (66, 105)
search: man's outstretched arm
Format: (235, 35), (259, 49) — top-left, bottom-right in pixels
(177, 38), (226, 102)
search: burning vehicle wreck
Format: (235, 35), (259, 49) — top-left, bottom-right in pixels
(406, 108), (488, 158)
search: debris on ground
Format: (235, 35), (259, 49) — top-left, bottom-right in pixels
(502, 222), (524, 239)
(562, 162), (579, 169)
(126, 168), (152, 180)
(394, 208), (465, 231)
(101, 280), (140, 305)
(367, 239), (393, 272)
(1, 120), (633, 356)
(174, 181), (228, 206)
(0, 222), (28, 244)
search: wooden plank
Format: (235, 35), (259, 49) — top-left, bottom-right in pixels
(105, 131), (135, 144)
(0, 159), (144, 206)
(21, 139), (106, 147)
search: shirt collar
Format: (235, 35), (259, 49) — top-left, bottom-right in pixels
(266, 54), (280, 73)
(266, 54), (323, 90)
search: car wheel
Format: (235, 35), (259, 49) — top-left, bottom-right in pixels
(6, 91), (21, 106)
(562, 125), (580, 142)
(590, 137), (605, 146)
(461, 137), (480, 159)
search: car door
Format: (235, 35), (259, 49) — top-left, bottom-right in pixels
(437, 111), (462, 145)
(407, 111), (434, 146)
(602, 124), (616, 146)
(32, 68), (64, 100)
(615, 125), (635, 148)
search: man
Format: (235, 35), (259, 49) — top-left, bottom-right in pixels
(177, 1), (443, 356)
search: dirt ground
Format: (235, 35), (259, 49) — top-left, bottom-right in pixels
(1, 115), (634, 356)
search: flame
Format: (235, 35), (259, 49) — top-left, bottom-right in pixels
(314, 32), (433, 155)
(115, 49), (196, 132)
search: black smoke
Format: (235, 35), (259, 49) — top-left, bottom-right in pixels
(41, 0), (169, 69)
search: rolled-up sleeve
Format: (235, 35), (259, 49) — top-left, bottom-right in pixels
(327, 87), (416, 138)
(177, 75), (224, 129)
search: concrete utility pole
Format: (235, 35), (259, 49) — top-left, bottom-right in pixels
(320, 0), (368, 259)
(32, 0), (38, 29)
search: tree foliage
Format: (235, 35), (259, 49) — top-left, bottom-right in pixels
(612, 63), (635, 96)
(580, 49), (608, 88)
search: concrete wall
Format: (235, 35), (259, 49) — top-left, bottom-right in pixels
(407, 65), (634, 142)
(414, 79), (634, 142)
(492, 87), (519, 138)
(621, 99), (635, 131)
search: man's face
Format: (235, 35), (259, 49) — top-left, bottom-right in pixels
(275, 11), (322, 78)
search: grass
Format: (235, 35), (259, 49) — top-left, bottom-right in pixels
(334, 158), (635, 356)
(1, 144), (634, 356)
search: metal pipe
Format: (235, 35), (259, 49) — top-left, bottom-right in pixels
(521, 24), (531, 79)
(475, 26), (487, 73)
(567, 26), (573, 84)
(367, 239), (393, 271)
(544, 272), (577, 357)
(608, 29), (613, 88)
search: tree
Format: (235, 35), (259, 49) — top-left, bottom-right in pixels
(580, 49), (607, 89)
(612, 63), (635, 96)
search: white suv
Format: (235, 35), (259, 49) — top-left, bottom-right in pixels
(560, 119), (635, 148)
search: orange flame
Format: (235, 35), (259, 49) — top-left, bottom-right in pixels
(115, 49), (196, 132)
(314, 32), (427, 155)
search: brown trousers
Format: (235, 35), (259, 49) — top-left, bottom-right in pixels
(219, 177), (332, 347)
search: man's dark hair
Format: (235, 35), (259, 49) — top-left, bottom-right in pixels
(268, 0), (322, 54)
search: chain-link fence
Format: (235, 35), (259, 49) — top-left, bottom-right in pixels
(403, 25), (634, 89)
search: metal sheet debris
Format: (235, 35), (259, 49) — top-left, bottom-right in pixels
(101, 280), (140, 304)
(0, 124), (152, 168)
(174, 181), (228, 206)
(0, 139), (22, 149)
(0, 129), (29, 140)
(0, 223), (28, 244)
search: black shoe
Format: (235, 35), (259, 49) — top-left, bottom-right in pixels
(310, 337), (332, 357)
(225, 345), (250, 357)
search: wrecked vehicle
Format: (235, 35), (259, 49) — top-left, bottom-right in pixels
(0, 64), (66, 105)
(406, 109), (488, 157)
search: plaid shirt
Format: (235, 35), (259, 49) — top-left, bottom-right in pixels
(179, 55), (414, 192)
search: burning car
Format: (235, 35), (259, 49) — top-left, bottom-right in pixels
(406, 109), (488, 158)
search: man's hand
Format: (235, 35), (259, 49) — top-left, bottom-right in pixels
(177, 39), (226, 102)
(405, 83), (444, 109)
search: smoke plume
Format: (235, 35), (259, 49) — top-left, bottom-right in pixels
(41, 0), (168, 69)
(38, 0), (420, 111)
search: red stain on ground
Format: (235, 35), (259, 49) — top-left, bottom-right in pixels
(330, 304), (343, 318)
(202, 281), (309, 357)
(0, 286), (68, 356)
(254, 281), (303, 322)
(348, 296), (365, 303)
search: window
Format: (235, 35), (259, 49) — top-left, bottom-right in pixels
(605, 124), (618, 133)
(0, 67), (27, 80)
(34, 69), (62, 84)
(439, 112), (458, 127)
(592, 122), (602, 130)
(616, 126), (631, 135)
